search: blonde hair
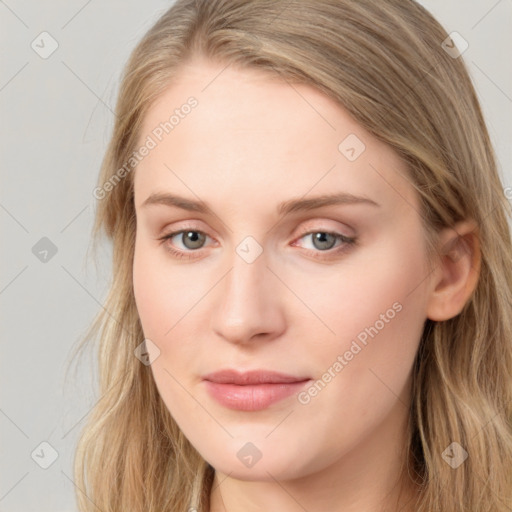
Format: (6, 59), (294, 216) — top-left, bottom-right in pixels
(70, 1), (512, 510)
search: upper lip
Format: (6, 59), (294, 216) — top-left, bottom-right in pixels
(202, 369), (310, 385)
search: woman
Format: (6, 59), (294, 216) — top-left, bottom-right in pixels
(72, 1), (512, 510)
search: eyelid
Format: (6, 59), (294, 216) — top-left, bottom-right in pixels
(293, 221), (354, 240)
(159, 219), (353, 243)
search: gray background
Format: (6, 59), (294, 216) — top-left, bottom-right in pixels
(1, 1), (510, 511)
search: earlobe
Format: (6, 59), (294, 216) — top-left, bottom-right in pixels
(426, 220), (481, 322)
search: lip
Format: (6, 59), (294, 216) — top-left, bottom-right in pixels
(202, 369), (312, 411)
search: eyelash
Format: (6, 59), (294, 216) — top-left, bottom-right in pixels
(157, 225), (357, 261)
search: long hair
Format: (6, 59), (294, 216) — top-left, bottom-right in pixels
(70, 1), (512, 510)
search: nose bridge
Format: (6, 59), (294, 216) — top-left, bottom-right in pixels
(229, 247), (267, 299)
(210, 239), (285, 343)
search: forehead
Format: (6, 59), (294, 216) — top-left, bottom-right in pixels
(134, 58), (417, 215)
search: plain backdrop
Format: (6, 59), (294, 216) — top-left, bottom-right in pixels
(1, 1), (511, 510)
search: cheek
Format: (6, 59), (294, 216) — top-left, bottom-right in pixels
(133, 236), (188, 335)
(301, 229), (429, 386)
(133, 241), (197, 414)
(133, 241), (158, 337)
(309, 231), (427, 327)
(133, 237), (206, 374)
(132, 237), (179, 342)
(292, 239), (428, 459)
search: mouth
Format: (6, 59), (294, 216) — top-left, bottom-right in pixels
(202, 369), (312, 411)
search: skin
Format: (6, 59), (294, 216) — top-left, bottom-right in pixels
(132, 56), (480, 512)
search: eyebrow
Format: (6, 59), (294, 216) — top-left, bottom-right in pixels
(140, 191), (380, 216)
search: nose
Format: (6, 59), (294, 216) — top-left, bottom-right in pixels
(210, 246), (286, 345)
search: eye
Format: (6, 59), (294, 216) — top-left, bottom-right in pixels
(293, 230), (356, 259)
(171, 230), (207, 250)
(158, 227), (357, 261)
(300, 232), (339, 251)
(158, 229), (212, 260)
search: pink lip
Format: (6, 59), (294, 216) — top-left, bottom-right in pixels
(202, 369), (311, 411)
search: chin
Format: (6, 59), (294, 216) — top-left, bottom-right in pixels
(203, 441), (313, 481)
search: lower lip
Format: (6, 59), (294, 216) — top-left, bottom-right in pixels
(203, 380), (311, 411)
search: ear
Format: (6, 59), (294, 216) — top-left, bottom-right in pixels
(426, 220), (481, 321)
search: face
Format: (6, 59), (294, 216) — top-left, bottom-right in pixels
(132, 57), (432, 482)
